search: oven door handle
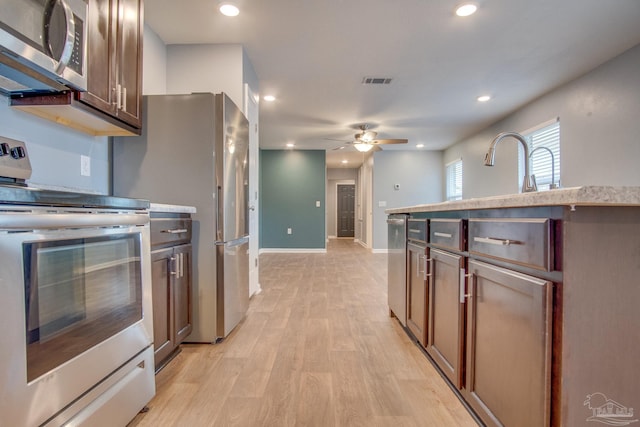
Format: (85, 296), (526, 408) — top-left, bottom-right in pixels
(0, 213), (148, 230)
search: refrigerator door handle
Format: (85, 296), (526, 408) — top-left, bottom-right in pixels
(216, 185), (221, 242)
(219, 236), (250, 248)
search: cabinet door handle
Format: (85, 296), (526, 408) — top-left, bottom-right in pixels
(169, 255), (178, 275)
(122, 86), (127, 111)
(459, 269), (466, 303)
(473, 236), (519, 246)
(176, 253), (182, 278)
(425, 257), (432, 280)
(161, 228), (188, 234)
(434, 232), (452, 239)
(179, 252), (184, 278)
(116, 84), (122, 109)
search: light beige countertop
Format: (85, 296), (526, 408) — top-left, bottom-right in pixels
(385, 186), (640, 214)
(150, 202), (197, 214)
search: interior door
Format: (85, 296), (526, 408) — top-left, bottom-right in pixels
(337, 184), (355, 237)
(244, 83), (260, 297)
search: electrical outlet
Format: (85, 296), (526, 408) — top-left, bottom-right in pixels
(287, 228), (292, 235)
(315, 200), (320, 207)
(80, 155), (91, 177)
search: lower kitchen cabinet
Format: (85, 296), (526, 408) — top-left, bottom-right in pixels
(426, 248), (465, 389)
(150, 209), (194, 372)
(407, 241), (428, 347)
(151, 244), (193, 370)
(465, 259), (552, 427)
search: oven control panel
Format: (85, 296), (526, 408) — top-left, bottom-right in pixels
(0, 136), (32, 183)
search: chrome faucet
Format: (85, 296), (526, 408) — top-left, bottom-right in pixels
(529, 146), (559, 189)
(484, 131), (537, 193)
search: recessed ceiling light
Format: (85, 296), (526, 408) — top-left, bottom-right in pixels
(263, 95), (276, 102)
(477, 95), (491, 102)
(341, 160), (348, 164)
(416, 144), (425, 148)
(286, 143), (294, 148)
(455, 2), (478, 17)
(219, 3), (239, 17)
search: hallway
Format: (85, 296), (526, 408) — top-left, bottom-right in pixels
(129, 239), (478, 426)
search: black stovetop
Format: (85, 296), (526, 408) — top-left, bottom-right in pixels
(0, 184), (149, 210)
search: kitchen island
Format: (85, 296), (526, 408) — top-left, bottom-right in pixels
(386, 186), (640, 427)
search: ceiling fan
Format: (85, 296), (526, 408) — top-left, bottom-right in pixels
(332, 124), (408, 152)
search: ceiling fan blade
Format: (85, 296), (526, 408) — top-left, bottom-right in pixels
(323, 137), (350, 142)
(374, 138), (408, 145)
(372, 145), (383, 152)
(332, 146), (346, 151)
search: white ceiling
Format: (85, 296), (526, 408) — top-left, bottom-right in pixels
(145, 0), (640, 168)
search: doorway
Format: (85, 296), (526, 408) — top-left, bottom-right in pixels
(337, 184), (355, 237)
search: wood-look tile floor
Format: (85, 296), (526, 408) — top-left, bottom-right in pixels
(129, 239), (479, 427)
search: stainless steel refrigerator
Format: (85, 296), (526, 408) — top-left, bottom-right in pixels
(113, 93), (250, 342)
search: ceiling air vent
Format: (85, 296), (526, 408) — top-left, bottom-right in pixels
(362, 77), (392, 85)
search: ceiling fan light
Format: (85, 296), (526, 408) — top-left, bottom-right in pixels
(354, 142), (373, 152)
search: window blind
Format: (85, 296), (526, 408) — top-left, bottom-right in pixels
(446, 159), (463, 201)
(519, 120), (560, 190)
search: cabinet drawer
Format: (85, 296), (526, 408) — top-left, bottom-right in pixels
(151, 217), (192, 248)
(429, 219), (465, 251)
(468, 218), (552, 271)
(407, 219), (427, 243)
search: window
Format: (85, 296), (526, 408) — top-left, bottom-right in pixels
(446, 158), (463, 201)
(519, 119), (560, 191)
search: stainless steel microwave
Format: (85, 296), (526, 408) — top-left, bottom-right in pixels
(0, 0), (88, 94)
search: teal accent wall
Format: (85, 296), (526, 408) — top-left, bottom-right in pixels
(260, 150), (326, 249)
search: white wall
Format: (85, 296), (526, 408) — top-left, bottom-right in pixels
(0, 96), (109, 193)
(444, 43), (640, 198)
(166, 44), (245, 108)
(373, 150), (443, 250)
(142, 25), (167, 95)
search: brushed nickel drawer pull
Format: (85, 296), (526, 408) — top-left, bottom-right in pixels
(162, 228), (188, 234)
(409, 228), (422, 233)
(434, 232), (452, 238)
(473, 236), (518, 246)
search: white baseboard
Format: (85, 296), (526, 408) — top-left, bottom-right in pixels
(371, 248), (389, 254)
(327, 235), (337, 239)
(250, 284), (263, 297)
(356, 240), (369, 249)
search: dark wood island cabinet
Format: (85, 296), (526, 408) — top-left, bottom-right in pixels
(387, 187), (640, 427)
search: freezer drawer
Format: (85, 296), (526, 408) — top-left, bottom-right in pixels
(468, 218), (552, 271)
(216, 237), (250, 338)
